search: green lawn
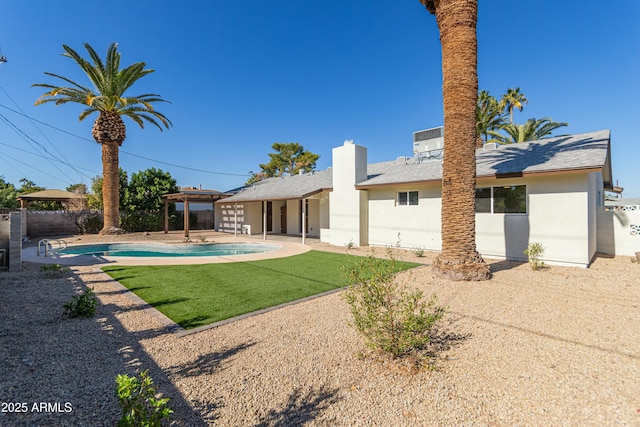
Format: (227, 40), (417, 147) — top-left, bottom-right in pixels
(102, 250), (419, 330)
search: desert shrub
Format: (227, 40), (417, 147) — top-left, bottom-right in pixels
(412, 247), (425, 257)
(62, 287), (98, 318)
(40, 263), (70, 278)
(524, 242), (545, 270)
(82, 212), (103, 234)
(115, 370), (173, 427)
(342, 253), (445, 359)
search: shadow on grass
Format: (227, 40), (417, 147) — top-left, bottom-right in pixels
(167, 342), (256, 378)
(255, 384), (341, 427)
(178, 315), (211, 329)
(151, 297), (190, 308)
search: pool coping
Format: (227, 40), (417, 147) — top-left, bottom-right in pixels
(22, 235), (311, 266)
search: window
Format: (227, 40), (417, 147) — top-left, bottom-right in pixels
(475, 188), (492, 213)
(398, 191), (419, 206)
(476, 185), (526, 214)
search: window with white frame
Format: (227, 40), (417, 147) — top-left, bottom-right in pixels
(397, 191), (419, 206)
(475, 185), (526, 213)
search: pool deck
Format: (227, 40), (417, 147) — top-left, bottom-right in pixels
(22, 231), (314, 266)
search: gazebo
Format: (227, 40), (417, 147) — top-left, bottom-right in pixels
(162, 188), (230, 237)
(17, 189), (87, 210)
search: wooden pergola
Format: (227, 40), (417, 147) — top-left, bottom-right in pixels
(162, 188), (229, 237)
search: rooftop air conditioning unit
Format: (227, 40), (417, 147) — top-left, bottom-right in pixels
(413, 126), (444, 154)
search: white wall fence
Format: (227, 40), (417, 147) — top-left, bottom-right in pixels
(597, 205), (640, 256)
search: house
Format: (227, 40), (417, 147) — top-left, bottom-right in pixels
(216, 129), (636, 267)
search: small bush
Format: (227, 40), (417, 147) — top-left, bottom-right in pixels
(40, 263), (70, 278)
(345, 239), (355, 251)
(342, 253), (445, 359)
(412, 247), (425, 257)
(524, 242), (545, 270)
(62, 287), (98, 318)
(115, 370), (173, 427)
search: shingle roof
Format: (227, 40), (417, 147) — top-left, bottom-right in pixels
(357, 130), (611, 188)
(219, 130), (612, 202)
(220, 169), (333, 203)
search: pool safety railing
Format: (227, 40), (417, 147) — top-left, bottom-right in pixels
(37, 238), (67, 257)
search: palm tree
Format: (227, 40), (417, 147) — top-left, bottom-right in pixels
(419, 0), (491, 281)
(476, 90), (506, 144)
(33, 42), (171, 234)
(490, 117), (568, 144)
(500, 87), (528, 124)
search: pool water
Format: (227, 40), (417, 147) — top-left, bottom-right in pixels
(59, 242), (280, 258)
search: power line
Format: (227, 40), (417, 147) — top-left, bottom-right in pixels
(0, 102), (251, 177)
(0, 151), (72, 185)
(0, 112), (77, 183)
(0, 141), (99, 175)
(0, 84), (85, 183)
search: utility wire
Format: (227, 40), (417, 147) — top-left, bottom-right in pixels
(0, 102), (251, 177)
(0, 151), (72, 185)
(0, 141), (98, 175)
(0, 84), (86, 183)
(0, 112), (76, 183)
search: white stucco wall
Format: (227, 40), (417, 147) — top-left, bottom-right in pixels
(366, 173), (594, 267)
(216, 203), (245, 234)
(325, 142), (369, 246)
(476, 173), (592, 266)
(597, 206), (640, 256)
(368, 184), (442, 250)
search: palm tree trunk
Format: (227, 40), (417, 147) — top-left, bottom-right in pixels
(100, 141), (120, 234)
(431, 0), (490, 280)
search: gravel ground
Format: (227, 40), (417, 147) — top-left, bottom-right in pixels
(1, 233), (639, 426)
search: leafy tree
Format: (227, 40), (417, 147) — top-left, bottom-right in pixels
(124, 167), (178, 212)
(33, 42), (172, 234)
(476, 90), (506, 144)
(67, 183), (88, 194)
(247, 142), (320, 184)
(89, 168), (129, 210)
(489, 117), (568, 144)
(0, 177), (19, 209)
(419, 0), (491, 280)
(18, 178), (44, 194)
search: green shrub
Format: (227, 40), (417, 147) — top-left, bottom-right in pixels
(115, 370), (173, 427)
(342, 253), (445, 359)
(524, 242), (545, 270)
(62, 287), (98, 318)
(40, 263), (70, 278)
(120, 211), (164, 232)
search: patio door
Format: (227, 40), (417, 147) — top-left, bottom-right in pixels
(267, 201), (273, 232)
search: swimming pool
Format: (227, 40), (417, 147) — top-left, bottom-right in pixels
(58, 242), (280, 258)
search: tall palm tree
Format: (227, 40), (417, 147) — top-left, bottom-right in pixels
(476, 90), (506, 144)
(33, 42), (171, 234)
(500, 87), (528, 124)
(490, 117), (568, 144)
(419, 0), (491, 281)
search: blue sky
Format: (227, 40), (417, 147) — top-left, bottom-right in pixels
(1, 0), (638, 196)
